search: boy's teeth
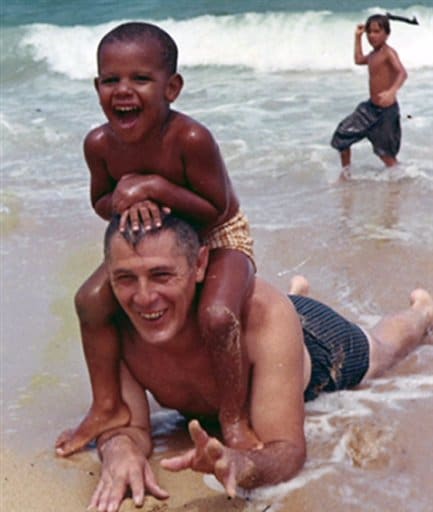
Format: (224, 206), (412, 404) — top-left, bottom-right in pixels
(116, 106), (137, 112)
(141, 311), (163, 320)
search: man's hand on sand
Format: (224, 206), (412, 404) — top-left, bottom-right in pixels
(88, 435), (168, 512)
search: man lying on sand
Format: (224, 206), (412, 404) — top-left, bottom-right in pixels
(79, 213), (432, 512)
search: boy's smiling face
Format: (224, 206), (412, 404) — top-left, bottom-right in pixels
(95, 39), (182, 143)
(366, 21), (388, 50)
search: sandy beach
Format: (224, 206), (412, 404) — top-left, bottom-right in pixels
(1, 449), (250, 512)
(3, 357), (433, 512)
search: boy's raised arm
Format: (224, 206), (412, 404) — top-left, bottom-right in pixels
(354, 24), (368, 65)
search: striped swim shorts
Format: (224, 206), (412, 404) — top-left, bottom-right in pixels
(288, 294), (370, 402)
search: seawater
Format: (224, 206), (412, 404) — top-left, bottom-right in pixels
(2, 2), (433, 511)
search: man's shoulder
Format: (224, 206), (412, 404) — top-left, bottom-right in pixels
(244, 278), (293, 330)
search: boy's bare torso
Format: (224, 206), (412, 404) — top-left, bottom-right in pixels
(93, 111), (186, 182)
(368, 45), (399, 104)
(87, 110), (239, 226)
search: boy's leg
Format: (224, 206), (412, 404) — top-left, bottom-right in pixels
(370, 103), (401, 168)
(340, 148), (352, 178)
(56, 263), (129, 456)
(379, 154), (398, 167)
(340, 148), (351, 168)
(362, 289), (433, 382)
(198, 248), (259, 449)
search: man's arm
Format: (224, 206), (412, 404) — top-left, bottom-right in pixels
(89, 364), (168, 512)
(242, 283), (307, 485)
(354, 24), (368, 65)
(162, 281), (307, 493)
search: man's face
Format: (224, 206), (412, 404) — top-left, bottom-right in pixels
(107, 230), (207, 346)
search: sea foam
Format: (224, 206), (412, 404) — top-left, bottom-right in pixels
(16, 6), (433, 80)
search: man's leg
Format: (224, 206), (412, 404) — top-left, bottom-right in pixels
(362, 289), (433, 381)
(288, 275), (310, 296)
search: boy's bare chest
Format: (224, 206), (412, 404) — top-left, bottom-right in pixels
(105, 140), (185, 184)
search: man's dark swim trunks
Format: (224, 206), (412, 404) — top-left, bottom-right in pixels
(288, 295), (370, 402)
(331, 100), (401, 158)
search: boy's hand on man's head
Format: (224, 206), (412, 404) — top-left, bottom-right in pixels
(119, 201), (171, 233)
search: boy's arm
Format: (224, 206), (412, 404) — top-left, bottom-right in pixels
(89, 364), (169, 512)
(84, 130), (116, 221)
(113, 172), (221, 227)
(354, 24), (368, 65)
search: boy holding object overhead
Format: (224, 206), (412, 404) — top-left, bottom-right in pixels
(331, 14), (408, 178)
(55, 21), (258, 456)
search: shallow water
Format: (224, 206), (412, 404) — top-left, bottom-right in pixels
(2, 1), (433, 510)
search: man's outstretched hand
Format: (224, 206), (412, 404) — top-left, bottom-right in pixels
(160, 420), (254, 498)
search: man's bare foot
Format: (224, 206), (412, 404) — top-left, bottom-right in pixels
(55, 402), (130, 456)
(221, 418), (263, 451)
(288, 275), (310, 296)
(410, 288), (433, 335)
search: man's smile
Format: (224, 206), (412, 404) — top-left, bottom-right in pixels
(138, 309), (166, 321)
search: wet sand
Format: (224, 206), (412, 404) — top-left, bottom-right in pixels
(2, 361), (433, 512)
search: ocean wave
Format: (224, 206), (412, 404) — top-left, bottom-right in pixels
(6, 7), (433, 79)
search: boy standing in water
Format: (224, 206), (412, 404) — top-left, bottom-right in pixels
(56, 22), (258, 455)
(331, 14), (408, 178)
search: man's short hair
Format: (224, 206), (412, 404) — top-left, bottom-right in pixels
(104, 214), (202, 266)
(97, 22), (178, 74)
